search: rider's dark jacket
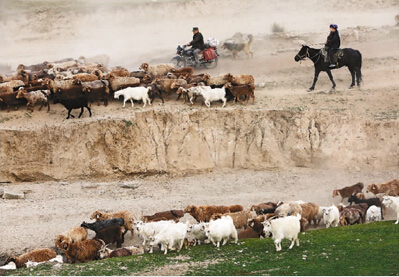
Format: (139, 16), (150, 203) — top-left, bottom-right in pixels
(325, 30), (341, 49)
(189, 32), (205, 50)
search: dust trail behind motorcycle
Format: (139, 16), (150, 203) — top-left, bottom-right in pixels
(0, 0), (397, 72)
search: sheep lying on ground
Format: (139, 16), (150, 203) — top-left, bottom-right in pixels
(98, 245), (144, 259)
(5, 248), (57, 268)
(61, 239), (104, 264)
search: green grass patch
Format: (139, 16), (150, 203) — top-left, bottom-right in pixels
(5, 221), (399, 276)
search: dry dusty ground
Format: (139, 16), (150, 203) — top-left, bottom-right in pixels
(0, 0), (399, 265)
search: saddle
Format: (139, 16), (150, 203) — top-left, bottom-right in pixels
(321, 48), (343, 63)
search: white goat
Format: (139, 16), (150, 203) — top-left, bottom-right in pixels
(187, 222), (208, 245)
(204, 216), (238, 248)
(366, 205), (382, 223)
(134, 220), (174, 253)
(197, 86), (227, 108)
(148, 222), (188, 254)
(382, 196), (399, 224)
(322, 206), (340, 228)
(263, 214), (301, 252)
(315, 206), (329, 226)
(114, 87), (152, 108)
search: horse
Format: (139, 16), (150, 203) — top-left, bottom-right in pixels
(294, 45), (362, 91)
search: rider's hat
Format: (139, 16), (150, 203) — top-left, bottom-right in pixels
(329, 24), (338, 29)
(192, 27), (199, 31)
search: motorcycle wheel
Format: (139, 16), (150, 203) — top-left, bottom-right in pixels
(170, 57), (186, 68)
(204, 57), (218, 69)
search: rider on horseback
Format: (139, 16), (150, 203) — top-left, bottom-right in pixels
(325, 24), (340, 68)
(186, 27), (205, 66)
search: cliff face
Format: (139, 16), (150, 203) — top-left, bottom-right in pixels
(1, 109), (398, 182)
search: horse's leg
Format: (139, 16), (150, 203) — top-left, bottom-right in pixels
(348, 67), (356, 89)
(308, 69), (321, 91)
(326, 69), (336, 91)
(356, 68), (362, 87)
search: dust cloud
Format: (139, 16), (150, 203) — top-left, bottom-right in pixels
(0, 0), (397, 71)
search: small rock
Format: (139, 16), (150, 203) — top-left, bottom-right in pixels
(0, 188), (4, 197)
(52, 263), (62, 269)
(2, 192), (25, 200)
(120, 183), (140, 189)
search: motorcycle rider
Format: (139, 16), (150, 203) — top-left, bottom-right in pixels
(186, 27), (205, 65)
(325, 24), (340, 68)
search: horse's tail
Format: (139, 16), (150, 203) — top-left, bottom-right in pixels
(357, 50), (363, 83)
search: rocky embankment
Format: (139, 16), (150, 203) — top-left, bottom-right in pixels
(1, 109), (398, 182)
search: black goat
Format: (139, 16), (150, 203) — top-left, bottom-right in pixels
(93, 226), (125, 248)
(81, 218), (125, 233)
(348, 194), (384, 220)
(53, 93), (91, 119)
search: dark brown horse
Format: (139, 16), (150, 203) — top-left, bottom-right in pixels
(295, 45), (362, 91)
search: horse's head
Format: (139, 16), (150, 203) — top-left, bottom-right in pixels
(294, 45), (309, 62)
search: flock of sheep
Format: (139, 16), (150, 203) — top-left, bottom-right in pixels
(2, 179), (398, 271)
(0, 57), (256, 118)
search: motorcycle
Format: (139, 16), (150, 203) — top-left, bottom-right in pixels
(170, 44), (218, 69)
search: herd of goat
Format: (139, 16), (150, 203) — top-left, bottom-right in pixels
(2, 179), (398, 270)
(0, 58), (256, 118)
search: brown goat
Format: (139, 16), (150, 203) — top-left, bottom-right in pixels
(5, 248), (56, 268)
(141, 210), (184, 223)
(210, 210), (254, 229)
(299, 202), (319, 231)
(62, 239), (104, 263)
(332, 182), (364, 202)
(227, 74), (255, 91)
(184, 205), (230, 222)
(339, 203), (368, 226)
(169, 67), (194, 78)
(224, 82), (255, 105)
(367, 179), (399, 196)
(250, 202), (277, 215)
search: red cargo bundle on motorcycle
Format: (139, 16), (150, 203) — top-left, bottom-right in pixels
(203, 47), (218, 61)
